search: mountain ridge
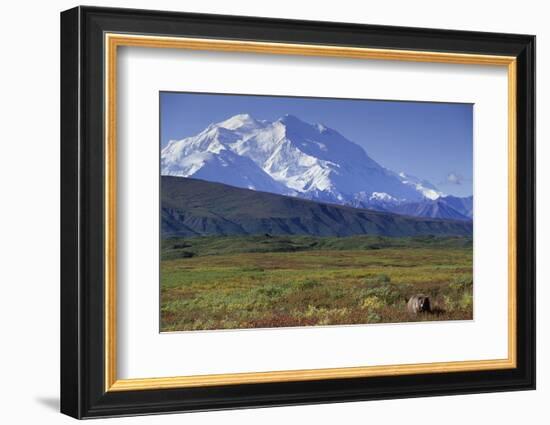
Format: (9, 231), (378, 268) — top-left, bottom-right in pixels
(161, 176), (473, 238)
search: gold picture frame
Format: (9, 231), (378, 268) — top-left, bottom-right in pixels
(104, 33), (517, 392)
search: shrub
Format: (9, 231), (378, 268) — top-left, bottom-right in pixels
(361, 296), (383, 310)
(445, 274), (473, 311)
(459, 292), (473, 310)
(449, 274), (473, 292)
(362, 285), (402, 305)
(359, 276), (411, 309)
(367, 312), (382, 323)
(253, 284), (286, 299)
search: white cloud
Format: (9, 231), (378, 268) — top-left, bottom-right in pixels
(446, 172), (464, 185)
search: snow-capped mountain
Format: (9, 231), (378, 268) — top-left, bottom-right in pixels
(390, 196), (473, 221)
(395, 172), (443, 200)
(161, 113), (471, 220)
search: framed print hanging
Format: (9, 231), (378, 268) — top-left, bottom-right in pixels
(60, 6), (535, 419)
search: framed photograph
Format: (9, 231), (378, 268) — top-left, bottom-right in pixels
(60, 6), (535, 419)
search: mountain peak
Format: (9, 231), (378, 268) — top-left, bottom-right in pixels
(277, 114), (326, 138)
(278, 114), (307, 125)
(277, 115), (335, 137)
(316, 123), (328, 133)
(218, 113), (261, 131)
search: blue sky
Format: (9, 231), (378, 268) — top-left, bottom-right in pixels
(160, 92), (473, 197)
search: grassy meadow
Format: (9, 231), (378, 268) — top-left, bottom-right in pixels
(160, 235), (473, 332)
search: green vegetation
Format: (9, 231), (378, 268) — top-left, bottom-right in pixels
(160, 234), (473, 332)
(161, 176), (473, 238)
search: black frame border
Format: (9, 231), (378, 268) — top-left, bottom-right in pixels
(60, 6), (535, 419)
